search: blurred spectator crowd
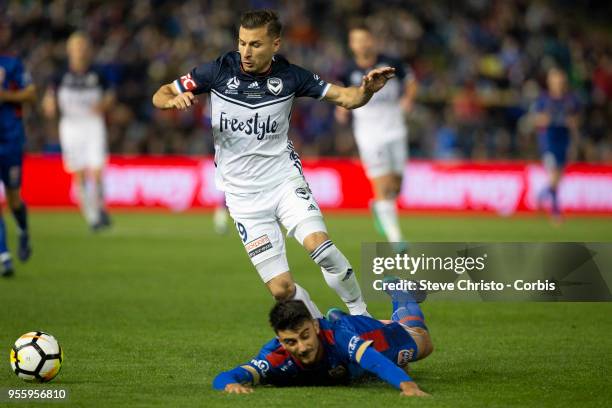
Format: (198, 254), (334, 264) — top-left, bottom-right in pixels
(4, 0), (612, 162)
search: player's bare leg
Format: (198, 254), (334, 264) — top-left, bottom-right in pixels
(74, 170), (101, 230)
(265, 270), (322, 318)
(91, 167), (111, 228)
(213, 197), (229, 235)
(6, 187), (31, 261)
(371, 173), (406, 251)
(302, 231), (370, 316)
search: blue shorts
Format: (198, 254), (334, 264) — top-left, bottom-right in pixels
(539, 130), (570, 168)
(0, 148), (24, 190)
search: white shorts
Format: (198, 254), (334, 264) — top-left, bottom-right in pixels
(225, 175), (326, 282)
(59, 118), (107, 173)
(357, 137), (407, 179)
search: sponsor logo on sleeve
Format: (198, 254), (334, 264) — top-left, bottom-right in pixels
(347, 335), (361, 359)
(250, 359), (270, 376)
(245, 234), (273, 258)
(180, 73), (197, 91)
(327, 365), (348, 379)
(266, 77), (283, 95)
(397, 349), (415, 367)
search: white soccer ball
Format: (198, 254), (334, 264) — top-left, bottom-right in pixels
(9, 331), (63, 382)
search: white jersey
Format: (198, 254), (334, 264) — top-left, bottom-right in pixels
(342, 55), (412, 146)
(174, 52), (330, 194)
(55, 67), (109, 124)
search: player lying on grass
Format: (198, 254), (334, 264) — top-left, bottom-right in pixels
(213, 295), (433, 397)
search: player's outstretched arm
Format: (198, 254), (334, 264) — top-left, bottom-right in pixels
(152, 83), (197, 110)
(358, 346), (429, 397)
(42, 87), (57, 119)
(401, 77), (418, 114)
(212, 366), (256, 394)
(323, 67), (395, 110)
(0, 84), (36, 104)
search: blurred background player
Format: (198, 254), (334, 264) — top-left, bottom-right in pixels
(213, 298), (432, 396)
(153, 10), (396, 318)
(42, 32), (115, 231)
(213, 197), (229, 235)
(0, 19), (35, 277)
(532, 67), (581, 222)
(336, 23), (417, 251)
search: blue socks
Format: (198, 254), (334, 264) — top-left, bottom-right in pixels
(391, 304), (427, 330)
(12, 203), (28, 236)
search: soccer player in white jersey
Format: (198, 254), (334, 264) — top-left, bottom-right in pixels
(42, 32), (115, 231)
(336, 24), (418, 250)
(153, 10), (395, 318)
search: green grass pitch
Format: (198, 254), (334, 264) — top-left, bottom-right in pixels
(1, 211), (611, 407)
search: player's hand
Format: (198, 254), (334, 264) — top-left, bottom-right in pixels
(361, 67), (395, 94)
(399, 381), (430, 397)
(224, 383), (254, 394)
(165, 92), (197, 110)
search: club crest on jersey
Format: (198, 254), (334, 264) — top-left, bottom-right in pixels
(295, 187), (310, 200)
(267, 77), (283, 95)
(328, 365), (347, 379)
(227, 76), (240, 90)
(397, 349), (415, 367)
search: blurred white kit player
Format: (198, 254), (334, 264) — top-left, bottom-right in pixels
(337, 24), (418, 249)
(153, 10), (397, 318)
(43, 32), (114, 230)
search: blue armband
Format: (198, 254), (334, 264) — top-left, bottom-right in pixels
(359, 346), (412, 389)
(212, 366), (253, 390)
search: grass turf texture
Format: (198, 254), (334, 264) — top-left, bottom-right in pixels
(1, 211), (611, 407)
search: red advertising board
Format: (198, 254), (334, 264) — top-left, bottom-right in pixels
(13, 155), (612, 215)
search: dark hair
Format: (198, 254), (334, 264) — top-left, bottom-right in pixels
(240, 9), (282, 38)
(348, 20), (371, 34)
(269, 300), (312, 332)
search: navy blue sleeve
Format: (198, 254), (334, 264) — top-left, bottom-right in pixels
(359, 346), (413, 389)
(240, 338), (288, 385)
(174, 59), (221, 95)
(48, 70), (62, 90)
(389, 57), (414, 85)
(292, 64), (331, 99)
(394, 60), (407, 83)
